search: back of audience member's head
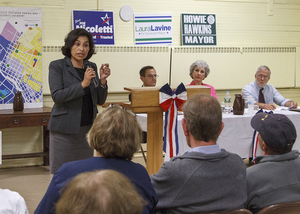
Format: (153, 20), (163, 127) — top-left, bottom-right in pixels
(56, 169), (146, 214)
(87, 105), (142, 160)
(139, 65), (155, 77)
(182, 94), (222, 142)
(251, 112), (297, 154)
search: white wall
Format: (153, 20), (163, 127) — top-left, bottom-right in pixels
(3, 0), (300, 93)
(171, 47), (296, 89)
(2, 0), (300, 47)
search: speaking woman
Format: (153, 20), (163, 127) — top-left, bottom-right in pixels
(48, 28), (110, 174)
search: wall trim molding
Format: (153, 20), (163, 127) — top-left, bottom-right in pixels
(43, 46), (296, 54)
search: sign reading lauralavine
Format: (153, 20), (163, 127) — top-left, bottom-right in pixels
(134, 13), (172, 46)
(181, 14), (216, 46)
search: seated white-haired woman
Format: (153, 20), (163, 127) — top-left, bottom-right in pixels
(186, 60), (218, 100)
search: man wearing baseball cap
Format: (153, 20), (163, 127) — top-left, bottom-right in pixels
(245, 112), (300, 213)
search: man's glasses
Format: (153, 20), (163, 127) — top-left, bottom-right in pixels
(146, 74), (159, 78)
(257, 74), (270, 80)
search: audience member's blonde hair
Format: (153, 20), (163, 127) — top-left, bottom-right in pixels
(56, 169), (146, 214)
(87, 105), (142, 160)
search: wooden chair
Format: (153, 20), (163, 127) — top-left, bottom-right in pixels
(257, 201), (300, 214)
(208, 209), (253, 214)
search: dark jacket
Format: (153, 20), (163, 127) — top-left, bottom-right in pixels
(35, 157), (158, 214)
(246, 150), (300, 214)
(48, 57), (107, 134)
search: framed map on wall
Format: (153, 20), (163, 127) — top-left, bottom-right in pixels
(0, 7), (42, 109)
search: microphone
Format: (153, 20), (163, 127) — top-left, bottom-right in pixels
(84, 61), (99, 87)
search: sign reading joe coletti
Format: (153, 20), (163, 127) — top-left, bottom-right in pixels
(72, 10), (114, 45)
(181, 14), (216, 46)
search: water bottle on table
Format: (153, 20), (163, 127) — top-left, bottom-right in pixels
(247, 95), (254, 114)
(224, 91), (231, 113)
(221, 102), (225, 113)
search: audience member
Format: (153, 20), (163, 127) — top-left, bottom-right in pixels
(151, 94), (247, 213)
(242, 65), (297, 110)
(246, 112), (300, 213)
(35, 105), (157, 214)
(56, 170), (146, 214)
(0, 188), (29, 214)
(140, 65), (158, 87)
(186, 60), (218, 100)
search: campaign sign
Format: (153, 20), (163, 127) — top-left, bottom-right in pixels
(134, 13), (172, 46)
(72, 10), (114, 45)
(181, 14), (216, 46)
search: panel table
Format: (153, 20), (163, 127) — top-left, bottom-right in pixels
(137, 107), (300, 161)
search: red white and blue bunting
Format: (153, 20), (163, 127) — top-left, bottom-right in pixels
(159, 83), (187, 160)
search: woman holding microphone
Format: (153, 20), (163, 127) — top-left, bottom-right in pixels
(48, 28), (110, 174)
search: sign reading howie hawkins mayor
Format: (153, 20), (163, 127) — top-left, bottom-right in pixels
(72, 10), (114, 45)
(181, 14), (216, 46)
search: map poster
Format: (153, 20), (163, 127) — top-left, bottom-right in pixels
(0, 7), (42, 109)
(72, 10), (115, 45)
(181, 14), (216, 46)
(134, 13), (172, 46)
(0, 131), (2, 164)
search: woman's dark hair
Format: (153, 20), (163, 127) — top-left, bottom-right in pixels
(61, 28), (96, 60)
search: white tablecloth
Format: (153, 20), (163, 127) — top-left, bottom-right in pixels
(137, 107), (300, 160)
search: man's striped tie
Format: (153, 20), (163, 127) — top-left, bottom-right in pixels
(259, 88), (265, 103)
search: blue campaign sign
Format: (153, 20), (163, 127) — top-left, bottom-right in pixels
(72, 10), (114, 45)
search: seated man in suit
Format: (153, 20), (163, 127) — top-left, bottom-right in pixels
(242, 65), (297, 110)
(130, 65), (158, 144)
(129, 65), (157, 102)
(246, 112), (300, 214)
(151, 94), (247, 213)
(140, 65), (158, 87)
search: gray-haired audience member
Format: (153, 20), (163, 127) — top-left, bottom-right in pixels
(246, 112), (300, 214)
(242, 65), (297, 110)
(151, 94), (247, 213)
(56, 170), (146, 214)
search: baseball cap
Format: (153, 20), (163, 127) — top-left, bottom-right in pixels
(251, 112), (297, 149)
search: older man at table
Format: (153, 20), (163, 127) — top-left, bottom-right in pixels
(242, 65), (298, 110)
(246, 112), (300, 213)
(151, 94), (247, 213)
